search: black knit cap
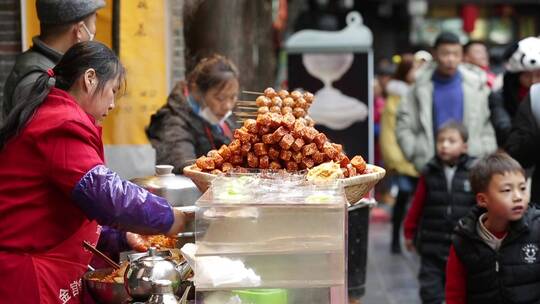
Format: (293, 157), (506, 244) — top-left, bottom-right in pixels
(36, 0), (106, 25)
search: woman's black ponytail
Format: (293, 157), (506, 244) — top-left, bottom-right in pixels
(0, 41), (125, 150)
(0, 71), (55, 150)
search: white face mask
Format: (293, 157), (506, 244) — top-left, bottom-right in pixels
(200, 107), (232, 125)
(82, 23), (95, 41)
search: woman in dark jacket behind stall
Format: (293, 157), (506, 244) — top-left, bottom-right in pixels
(147, 55), (239, 174)
(0, 41), (189, 304)
(505, 84), (540, 204)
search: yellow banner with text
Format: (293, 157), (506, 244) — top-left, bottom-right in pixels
(102, 0), (167, 145)
(22, 0), (167, 145)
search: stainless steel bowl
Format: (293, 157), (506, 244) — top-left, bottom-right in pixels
(83, 268), (130, 304)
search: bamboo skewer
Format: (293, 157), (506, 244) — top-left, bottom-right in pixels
(234, 90), (266, 123)
(235, 111), (258, 115)
(235, 101), (257, 105)
(236, 108), (256, 111)
(83, 241), (120, 269)
(234, 96), (258, 123)
(242, 90), (264, 95)
(235, 112), (257, 116)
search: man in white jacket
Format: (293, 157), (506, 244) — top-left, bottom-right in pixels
(396, 32), (496, 172)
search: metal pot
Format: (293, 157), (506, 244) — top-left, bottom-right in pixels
(131, 165), (202, 207)
(124, 247), (185, 301)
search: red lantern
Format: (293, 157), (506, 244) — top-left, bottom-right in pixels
(462, 4), (479, 34)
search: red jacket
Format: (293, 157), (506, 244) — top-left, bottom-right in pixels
(446, 245), (467, 304)
(446, 229), (507, 304)
(0, 88), (104, 303)
(404, 176), (427, 240)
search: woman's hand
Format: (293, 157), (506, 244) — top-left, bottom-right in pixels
(126, 232), (149, 252)
(166, 207), (195, 236)
(126, 207), (194, 251)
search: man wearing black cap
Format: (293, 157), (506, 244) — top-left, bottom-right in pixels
(2, 0), (105, 121)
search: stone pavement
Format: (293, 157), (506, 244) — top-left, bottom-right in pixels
(359, 215), (422, 304)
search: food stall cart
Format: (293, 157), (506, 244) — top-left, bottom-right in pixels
(83, 86), (384, 303)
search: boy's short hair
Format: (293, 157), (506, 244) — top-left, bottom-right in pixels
(437, 121), (469, 143)
(469, 152), (525, 194)
(434, 32), (461, 49)
(463, 40), (486, 54)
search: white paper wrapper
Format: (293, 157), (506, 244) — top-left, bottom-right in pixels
(180, 243), (261, 288)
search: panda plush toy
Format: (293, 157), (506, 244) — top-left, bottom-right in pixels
(505, 36), (540, 72)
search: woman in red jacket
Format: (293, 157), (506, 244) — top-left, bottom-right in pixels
(0, 41), (189, 304)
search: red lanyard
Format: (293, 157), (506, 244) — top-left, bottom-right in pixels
(204, 126), (216, 150)
(204, 122), (233, 150)
(220, 122), (233, 139)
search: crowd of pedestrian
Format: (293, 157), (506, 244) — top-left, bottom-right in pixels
(376, 31), (540, 303)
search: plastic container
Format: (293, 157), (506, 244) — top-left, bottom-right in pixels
(193, 175), (348, 303)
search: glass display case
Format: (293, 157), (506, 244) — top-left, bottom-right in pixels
(192, 174), (348, 304)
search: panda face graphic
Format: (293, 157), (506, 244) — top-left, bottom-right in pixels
(508, 37), (540, 72)
(522, 243), (539, 264)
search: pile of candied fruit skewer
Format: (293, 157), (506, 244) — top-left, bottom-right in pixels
(193, 88), (367, 177)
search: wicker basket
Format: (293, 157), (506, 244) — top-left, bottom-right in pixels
(183, 166), (217, 193)
(340, 165), (386, 203)
(183, 164), (385, 204)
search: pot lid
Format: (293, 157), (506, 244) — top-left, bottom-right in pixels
(131, 165), (198, 191)
(128, 247), (171, 262)
(140, 247), (166, 262)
